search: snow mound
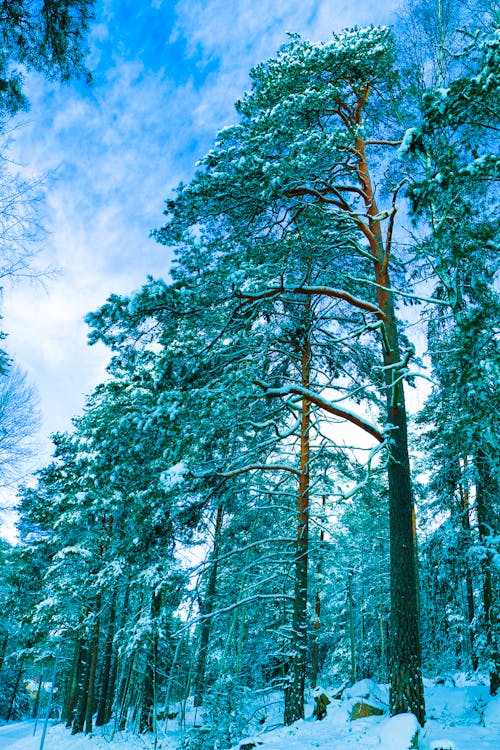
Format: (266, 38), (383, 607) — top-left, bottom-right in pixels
(343, 678), (388, 704)
(484, 696), (500, 726)
(377, 712), (420, 749)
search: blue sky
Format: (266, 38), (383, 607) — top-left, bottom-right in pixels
(0, 0), (401, 518)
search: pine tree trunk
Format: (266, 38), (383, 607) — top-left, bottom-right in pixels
(96, 590), (117, 726)
(32, 673), (43, 719)
(193, 504), (224, 708)
(459, 463), (478, 671)
(348, 570), (357, 685)
(0, 634), (8, 672)
(284, 331), (310, 725)
(139, 590), (162, 733)
(475, 450), (500, 695)
(84, 613), (100, 734)
(64, 639), (84, 726)
(118, 656), (135, 731)
(355, 130), (425, 725)
(311, 496), (326, 689)
(72, 644), (90, 734)
(6, 658), (24, 722)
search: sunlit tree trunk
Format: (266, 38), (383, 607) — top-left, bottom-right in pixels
(355, 129), (425, 725)
(284, 327), (311, 725)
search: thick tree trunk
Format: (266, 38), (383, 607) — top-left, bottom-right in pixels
(72, 644), (90, 734)
(64, 639), (84, 726)
(284, 332), (310, 725)
(193, 504), (224, 707)
(356, 130), (425, 725)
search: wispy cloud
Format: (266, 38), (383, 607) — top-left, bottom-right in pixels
(0, 0), (400, 472)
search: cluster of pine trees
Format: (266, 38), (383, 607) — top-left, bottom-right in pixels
(0, 2), (498, 748)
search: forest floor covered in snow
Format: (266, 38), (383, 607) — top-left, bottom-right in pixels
(2, 676), (500, 750)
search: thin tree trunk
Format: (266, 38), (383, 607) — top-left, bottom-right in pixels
(118, 656), (135, 731)
(459, 460), (478, 671)
(6, 658), (24, 722)
(96, 590), (117, 726)
(475, 450), (500, 695)
(85, 611), (100, 734)
(311, 495), (326, 689)
(284, 327), (311, 725)
(0, 634), (8, 671)
(193, 504), (224, 708)
(32, 673), (43, 719)
(378, 539), (387, 680)
(140, 591), (162, 733)
(348, 570), (357, 685)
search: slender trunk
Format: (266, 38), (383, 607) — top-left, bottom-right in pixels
(193, 504), (224, 708)
(348, 570), (357, 685)
(140, 590), (162, 733)
(356, 130), (425, 724)
(64, 640), (84, 726)
(311, 496), (326, 689)
(0, 634), (8, 671)
(459, 461), (478, 671)
(118, 656), (135, 731)
(475, 450), (500, 695)
(6, 658), (24, 722)
(96, 590), (117, 726)
(284, 329), (310, 725)
(85, 611), (100, 734)
(378, 539), (387, 680)
(32, 673), (43, 719)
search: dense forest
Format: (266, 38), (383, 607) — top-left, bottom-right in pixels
(0, 2), (499, 749)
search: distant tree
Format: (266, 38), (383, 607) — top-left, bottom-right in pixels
(0, 364), (39, 482)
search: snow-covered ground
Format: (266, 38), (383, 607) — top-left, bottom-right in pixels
(2, 677), (500, 750)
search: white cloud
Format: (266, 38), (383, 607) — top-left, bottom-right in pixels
(0, 0), (401, 473)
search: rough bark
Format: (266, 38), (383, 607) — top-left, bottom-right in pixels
(63, 639), (84, 726)
(355, 126), (425, 725)
(72, 644), (90, 735)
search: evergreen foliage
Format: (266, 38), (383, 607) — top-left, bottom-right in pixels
(2, 6), (499, 748)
